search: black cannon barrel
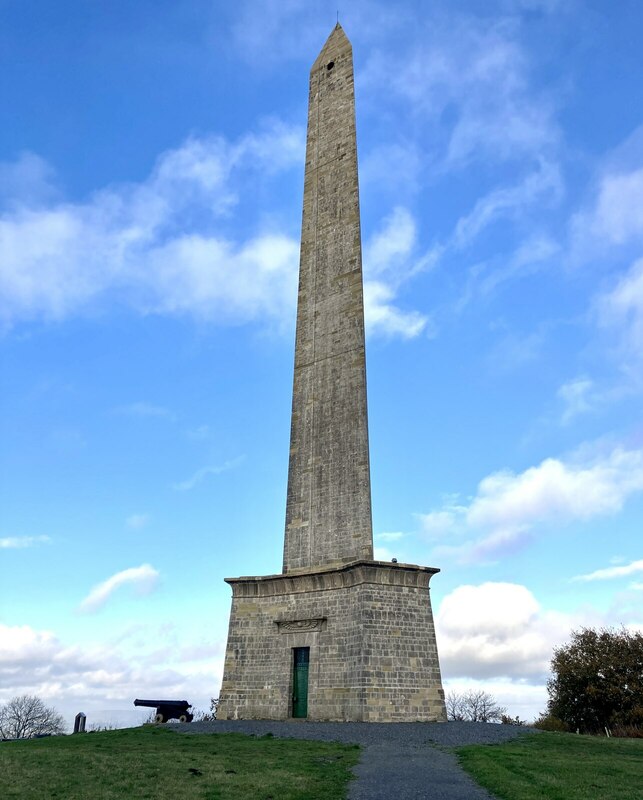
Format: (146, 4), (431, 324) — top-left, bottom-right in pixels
(134, 699), (191, 709)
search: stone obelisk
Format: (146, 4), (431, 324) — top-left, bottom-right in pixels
(284, 23), (373, 573)
(217, 24), (446, 723)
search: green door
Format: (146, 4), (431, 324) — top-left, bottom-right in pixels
(292, 647), (310, 718)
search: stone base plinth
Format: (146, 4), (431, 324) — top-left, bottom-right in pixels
(217, 560), (446, 722)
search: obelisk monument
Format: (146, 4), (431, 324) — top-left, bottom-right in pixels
(284, 23), (373, 573)
(218, 24), (446, 723)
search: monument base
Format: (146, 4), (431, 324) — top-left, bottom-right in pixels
(217, 560), (447, 722)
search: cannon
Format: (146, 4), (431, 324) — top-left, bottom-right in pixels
(134, 698), (193, 723)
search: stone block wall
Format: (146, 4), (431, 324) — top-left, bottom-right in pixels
(217, 561), (446, 722)
(283, 25), (373, 575)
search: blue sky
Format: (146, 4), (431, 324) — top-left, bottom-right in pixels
(1, 0), (642, 727)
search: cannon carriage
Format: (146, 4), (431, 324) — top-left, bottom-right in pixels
(133, 698), (193, 723)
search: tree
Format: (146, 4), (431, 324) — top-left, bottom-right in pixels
(445, 690), (506, 722)
(0, 695), (66, 739)
(547, 627), (643, 734)
(446, 691), (467, 721)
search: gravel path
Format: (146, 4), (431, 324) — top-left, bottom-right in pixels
(179, 720), (540, 799)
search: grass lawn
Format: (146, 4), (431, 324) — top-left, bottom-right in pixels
(0, 726), (359, 800)
(456, 731), (643, 800)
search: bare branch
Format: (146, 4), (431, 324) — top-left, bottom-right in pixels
(445, 689), (506, 723)
(0, 695), (65, 739)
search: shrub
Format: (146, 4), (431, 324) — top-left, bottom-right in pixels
(547, 627), (643, 734)
(533, 712), (569, 732)
(611, 725), (643, 739)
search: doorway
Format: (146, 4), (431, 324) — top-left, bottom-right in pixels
(292, 647), (310, 718)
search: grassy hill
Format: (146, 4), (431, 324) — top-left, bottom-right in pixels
(0, 726), (359, 800)
(2, 724), (641, 799)
(457, 731), (643, 800)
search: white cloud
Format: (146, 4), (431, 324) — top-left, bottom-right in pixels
(0, 535), (51, 549)
(374, 532), (406, 561)
(568, 132), (643, 387)
(0, 624), (59, 666)
(420, 445), (643, 560)
(469, 447), (643, 555)
(0, 622), (225, 730)
(360, 141), (422, 195)
(597, 258), (643, 359)
(453, 233), (561, 321)
(0, 151), (58, 208)
(172, 456), (245, 491)
(146, 233), (298, 322)
(0, 129), (424, 342)
(436, 582), (571, 681)
(364, 14), (558, 168)
(437, 579), (642, 711)
(357, 11), (564, 322)
(416, 163), (562, 315)
(364, 281), (429, 339)
(579, 168), (643, 247)
(231, 0), (403, 68)
(79, 565), (160, 613)
(231, 0), (326, 66)
(594, 168), (643, 244)
(419, 505), (466, 539)
(0, 123), (303, 329)
(375, 531), (405, 542)
(454, 160), (561, 249)
(557, 376), (595, 424)
(572, 558), (643, 583)
(126, 514), (150, 531)
(482, 320), (553, 372)
(374, 531), (407, 561)
(571, 130), (643, 259)
(361, 207), (432, 338)
(186, 425), (211, 441)
(373, 545), (395, 561)
(364, 206), (417, 278)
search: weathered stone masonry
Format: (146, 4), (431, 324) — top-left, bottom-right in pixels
(284, 22), (372, 574)
(217, 24), (446, 723)
(220, 562), (445, 721)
